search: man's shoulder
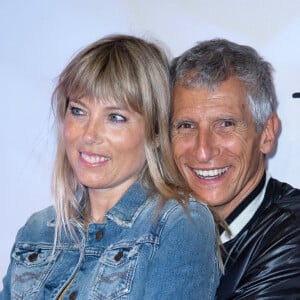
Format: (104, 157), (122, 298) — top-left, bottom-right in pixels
(218, 178), (300, 299)
(266, 177), (300, 213)
(223, 176), (300, 257)
(244, 177), (300, 236)
(223, 176), (300, 262)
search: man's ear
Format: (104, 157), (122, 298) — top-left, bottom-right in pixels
(260, 112), (280, 154)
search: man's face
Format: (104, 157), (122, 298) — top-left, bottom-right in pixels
(171, 77), (277, 217)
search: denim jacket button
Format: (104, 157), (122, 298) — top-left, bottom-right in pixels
(96, 231), (103, 241)
(28, 253), (38, 262)
(114, 251), (123, 261)
(69, 291), (78, 300)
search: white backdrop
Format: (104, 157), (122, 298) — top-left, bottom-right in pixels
(1, 0), (300, 284)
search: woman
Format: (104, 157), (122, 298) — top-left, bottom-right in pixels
(0, 34), (219, 299)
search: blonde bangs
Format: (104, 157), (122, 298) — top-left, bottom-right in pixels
(59, 41), (144, 114)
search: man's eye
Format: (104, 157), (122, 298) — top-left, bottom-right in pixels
(171, 121), (197, 137)
(173, 121), (195, 130)
(222, 120), (235, 127)
(214, 119), (237, 134)
(178, 123), (193, 129)
(109, 114), (126, 122)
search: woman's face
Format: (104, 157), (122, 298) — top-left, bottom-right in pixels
(64, 97), (146, 202)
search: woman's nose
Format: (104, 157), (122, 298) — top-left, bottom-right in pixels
(83, 118), (104, 144)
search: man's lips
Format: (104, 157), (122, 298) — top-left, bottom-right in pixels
(191, 166), (229, 179)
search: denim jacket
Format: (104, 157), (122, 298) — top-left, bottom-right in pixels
(1, 181), (219, 299)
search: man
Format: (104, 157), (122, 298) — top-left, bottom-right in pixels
(170, 39), (300, 299)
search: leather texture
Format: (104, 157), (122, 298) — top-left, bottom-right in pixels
(217, 178), (300, 299)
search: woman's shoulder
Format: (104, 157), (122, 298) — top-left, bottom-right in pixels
(162, 195), (212, 218)
(149, 195), (217, 251)
(24, 205), (56, 225)
(156, 195), (215, 233)
(15, 206), (56, 243)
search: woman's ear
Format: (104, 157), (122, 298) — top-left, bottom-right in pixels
(260, 112), (280, 155)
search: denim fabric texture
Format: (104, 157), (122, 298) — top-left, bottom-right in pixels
(1, 181), (219, 299)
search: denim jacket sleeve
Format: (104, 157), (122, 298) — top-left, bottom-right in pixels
(0, 249), (13, 299)
(0, 225), (27, 300)
(143, 200), (219, 300)
(0, 206), (55, 300)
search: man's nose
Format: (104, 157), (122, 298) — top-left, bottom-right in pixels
(194, 128), (218, 162)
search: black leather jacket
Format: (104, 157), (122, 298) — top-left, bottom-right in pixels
(216, 178), (300, 299)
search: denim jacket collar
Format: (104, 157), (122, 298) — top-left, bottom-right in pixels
(47, 181), (153, 230)
(105, 181), (153, 228)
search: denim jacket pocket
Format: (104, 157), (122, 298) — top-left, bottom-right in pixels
(11, 244), (60, 299)
(90, 243), (139, 300)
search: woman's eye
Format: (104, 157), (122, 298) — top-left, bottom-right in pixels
(70, 106), (85, 116)
(109, 114), (126, 122)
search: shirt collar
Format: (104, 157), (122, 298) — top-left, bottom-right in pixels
(220, 171), (271, 243)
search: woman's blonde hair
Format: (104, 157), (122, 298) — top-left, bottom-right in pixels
(51, 34), (188, 241)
